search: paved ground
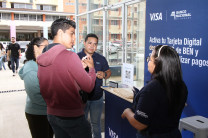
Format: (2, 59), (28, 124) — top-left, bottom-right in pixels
(0, 63), (31, 138)
(0, 62), (105, 138)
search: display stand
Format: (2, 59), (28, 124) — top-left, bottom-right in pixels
(103, 87), (137, 138)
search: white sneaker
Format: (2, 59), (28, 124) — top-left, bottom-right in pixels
(16, 70), (18, 74)
(13, 73), (16, 76)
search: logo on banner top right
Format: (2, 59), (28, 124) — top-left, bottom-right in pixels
(170, 10), (192, 20)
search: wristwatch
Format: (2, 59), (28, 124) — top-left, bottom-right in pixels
(104, 72), (107, 78)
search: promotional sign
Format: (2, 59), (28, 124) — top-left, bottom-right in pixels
(122, 63), (134, 87)
(145, 0), (208, 137)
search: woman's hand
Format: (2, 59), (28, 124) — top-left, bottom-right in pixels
(121, 108), (148, 131)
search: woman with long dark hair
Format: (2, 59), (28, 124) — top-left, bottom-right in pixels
(19, 37), (54, 138)
(122, 45), (188, 138)
(0, 43), (6, 70)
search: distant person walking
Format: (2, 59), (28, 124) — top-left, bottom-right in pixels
(7, 37), (21, 76)
(6, 45), (12, 70)
(19, 37), (54, 138)
(37, 18), (96, 138)
(0, 43), (6, 71)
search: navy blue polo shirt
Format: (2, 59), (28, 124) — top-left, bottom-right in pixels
(134, 79), (187, 134)
(77, 49), (109, 100)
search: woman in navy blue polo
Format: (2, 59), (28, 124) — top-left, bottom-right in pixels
(122, 45), (188, 138)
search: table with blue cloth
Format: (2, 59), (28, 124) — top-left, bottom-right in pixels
(102, 87), (137, 138)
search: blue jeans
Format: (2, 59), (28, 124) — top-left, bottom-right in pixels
(136, 128), (182, 138)
(10, 56), (19, 73)
(85, 96), (104, 138)
(47, 114), (92, 138)
(0, 56), (6, 70)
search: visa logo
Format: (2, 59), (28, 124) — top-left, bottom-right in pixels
(108, 127), (118, 138)
(150, 12), (162, 21)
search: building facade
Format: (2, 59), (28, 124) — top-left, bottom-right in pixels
(0, 0), (74, 41)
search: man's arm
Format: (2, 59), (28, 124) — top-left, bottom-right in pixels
(7, 50), (10, 61)
(18, 44), (21, 59)
(104, 69), (111, 79)
(96, 69), (111, 79)
(96, 56), (111, 79)
(19, 49), (21, 59)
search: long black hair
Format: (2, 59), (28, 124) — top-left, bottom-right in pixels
(25, 37), (47, 62)
(152, 45), (187, 115)
(0, 43), (4, 50)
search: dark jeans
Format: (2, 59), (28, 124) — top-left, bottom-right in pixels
(25, 112), (54, 138)
(84, 96), (104, 138)
(8, 61), (11, 70)
(136, 128), (182, 138)
(47, 114), (92, 138)
(10, 56), (19, 73)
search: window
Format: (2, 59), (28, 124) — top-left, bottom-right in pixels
(11, 3), (32, 9)
(0, 2), (6, 8)
(37, 4), (56, 11)
(111, 34), (119, 39)
(78, 1), (87, 14)
(80, 18), (86, 21)
(52, 6), (56, 11)
(20, 14), (28, 21)
(26, 4), (32, 9)
(2, 13), (11, 20)
(93, 19), (99, 25)
(29, 14), (36, 21)
(126, 2), (146, 88)
(37, 5), (42, 10)
(78, 15), (87, 52)
(37, 15), (43, 21)
(45, 15), (53, 21)
(91, 4), (99, 9)
(14, 14), (20, 20)
(45, 15), (60, 21)
(53, 16), (59, 20)
(66, 3), (74, 6)
(60, 16), (66, 19)
(111, 20), (119, 25)
(43, 5), (50, 11)
(11, 3), (14, 8)
(79, 3), (87, 6)
(111, 9), (119, 11)
(19, 4), (25, 8)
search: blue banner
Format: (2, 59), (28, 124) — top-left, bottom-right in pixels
(145, 0), (208, 128)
